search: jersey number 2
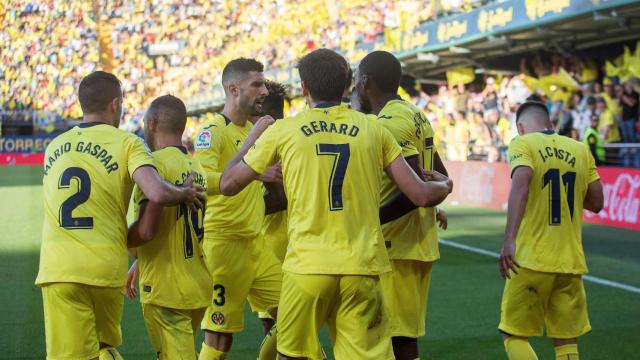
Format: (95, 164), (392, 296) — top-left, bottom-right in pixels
(542, 168), (576, 225)
(58, 167), (93, 229)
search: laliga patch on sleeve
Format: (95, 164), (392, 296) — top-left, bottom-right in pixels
(195, 130), (213, 149)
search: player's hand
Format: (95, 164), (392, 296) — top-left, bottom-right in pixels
(424, 170), (447, 182)
(248, 115), (275, 142)
(125, 260), (139, 299)
(424, 170), (453, 193)
(436, 208), (448, 230)
(259, 162), (283, 184)
(499, 239), (520, 279)
(183, 171), (206, 212)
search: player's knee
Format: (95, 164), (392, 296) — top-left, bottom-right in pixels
(552, 337), (577, 347)
(204, 330), (233, 352)
(261, 318), (275, 335)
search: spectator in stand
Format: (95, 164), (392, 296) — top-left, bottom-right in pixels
(596, 96), (621, 144)
(619, 80), (639, 142)
(557, 92), (582, 139)
(454, 84), (469, 114)
(575, 96), (596, 141)
(584, 114), (606, 165)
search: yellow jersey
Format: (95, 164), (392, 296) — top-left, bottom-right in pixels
(244, 104), (402, 275)
(378, 99), (439, 262)
(133, 146), (211, 309)
(194, 114), (265, 240)
(36, 122), (154, 287)
(507, 131), (600, 274)
(261, 209), (288, 262)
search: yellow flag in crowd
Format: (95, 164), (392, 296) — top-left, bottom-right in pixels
(581, 60), (598, 82)
(446, 67), (475, 86)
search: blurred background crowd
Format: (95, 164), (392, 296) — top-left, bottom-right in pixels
(1, 0), (639, 166)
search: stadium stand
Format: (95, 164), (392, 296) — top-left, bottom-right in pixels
(1, 0), (639, 167)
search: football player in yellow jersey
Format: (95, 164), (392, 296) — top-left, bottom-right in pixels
(218, 49), (453, 360)
(194, 59), (284, 360)
(252, 80), (288, 336)
(499, 102), (604, 360)
(35, 72), (204, 360)
(122, 95), (211, 359)
(354, 50), (450, 360)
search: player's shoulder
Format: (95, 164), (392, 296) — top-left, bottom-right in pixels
(379, 99), (420, 120)
(194, 114), (228, 150)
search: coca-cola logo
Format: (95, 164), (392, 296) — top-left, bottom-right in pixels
(585, 173), (640, 225)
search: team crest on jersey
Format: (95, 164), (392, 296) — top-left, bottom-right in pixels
(195, 130), (213, 149)
(211, 311), (225, 325)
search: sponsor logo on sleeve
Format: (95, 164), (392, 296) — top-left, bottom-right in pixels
(195, 130), (213, 149)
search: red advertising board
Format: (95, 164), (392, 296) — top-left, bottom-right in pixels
(444, 161), (640, 231)
(583, 167), (640, 231)
(0, 153), (44, 166)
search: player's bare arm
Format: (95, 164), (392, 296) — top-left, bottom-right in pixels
(264, 180), (287, 215)
(433, 152), (449, 176)
(500, 166), (532, 279)
(133, 166), (205, 211)
(384, 155), (452, 208)
(583, 180), (604, 213)
(379, 154), (427, 224)
(127, 200), (163, 248)
(220, 116), (275, 195)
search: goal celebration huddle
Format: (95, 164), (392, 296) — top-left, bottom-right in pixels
(35, 48), (603, 360)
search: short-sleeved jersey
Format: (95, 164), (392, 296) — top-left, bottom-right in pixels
(133, 146), (211, 309)
(244, 104), (402, 275)
(508, 131), (600, 274)
(36, 122), (154, 287)
(194, 114), (265, 240)
(378, 99), (439, 262)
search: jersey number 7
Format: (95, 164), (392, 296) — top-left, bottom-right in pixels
(316, 143), (350, 211)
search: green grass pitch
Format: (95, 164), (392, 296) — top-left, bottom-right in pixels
(1, 166), (639, 359)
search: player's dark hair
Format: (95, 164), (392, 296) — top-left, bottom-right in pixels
(221, 58), (264, 87)
(262, 81), (286, 119)
(298, 49), (349, 102)
(78, 71), (122, 114)
(358, 51), (402, 94)
(515, 101), (549, 123)
(147, 95), (187, 134)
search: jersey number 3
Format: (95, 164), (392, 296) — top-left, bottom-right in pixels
(542, 168), (576, 225)
(316, 143), (350, 211)
(58, 167), (93, 229)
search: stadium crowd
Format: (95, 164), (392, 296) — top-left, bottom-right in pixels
(2, 0), (639, 166)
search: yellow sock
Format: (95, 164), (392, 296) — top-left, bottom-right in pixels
(555, 344), (579, 360)
(258, 324), (278, 360)
(199, 342), (228, 360)
(98, 347), (124, 360)
(504, 337), (538, 360)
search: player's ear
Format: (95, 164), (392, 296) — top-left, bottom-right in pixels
(301, 82), (309, 97)
(228, 83), (239, 97)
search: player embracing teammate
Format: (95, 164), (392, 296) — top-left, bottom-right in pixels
(36, 49), (604, 360)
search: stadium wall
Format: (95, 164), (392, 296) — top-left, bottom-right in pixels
(444, 161), (640, 231)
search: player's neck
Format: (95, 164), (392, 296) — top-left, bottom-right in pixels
(221, 105), (248, 127)
(83, 114), (114, 126)
(153, 134), (183, 151)
(307, 97), (340, 109)
(371, 93), (398, 115)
